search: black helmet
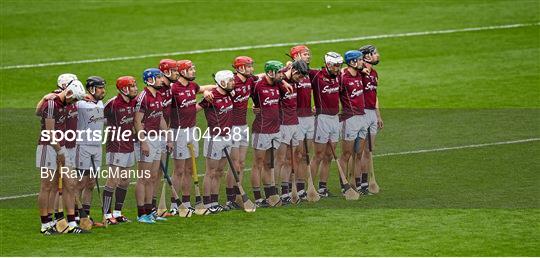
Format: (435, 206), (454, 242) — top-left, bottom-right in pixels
(291, 60), (309, 76)
(359, 45), (377, 56)
(85, 76), (106, 89)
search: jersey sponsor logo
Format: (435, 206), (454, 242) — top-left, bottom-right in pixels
(321, 85), (340, 94)
(365, 82), (377, 91)
(88, 113), (105, 124)
(162, 98), (172, 107)
(218, 104), (233, 115)
(297, 82), (311, 89)
(179, 98), (197, 108)
(263, 97), (279, 106)
(283, 91), (297, 100)
(67, 110), (77, 119)
(350, 88), (363, 98)
(120, 115), (134, 125)
(147, 110), (163, 119)
(234, 94), (250, 103)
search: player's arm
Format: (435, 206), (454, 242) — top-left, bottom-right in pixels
(375, 97), (383, 129)
(195, 103), (203, 112)
(35, 93), (56, 116)
(279, 80), (293, 93)
(133, 111), (150, 157)
(159, 115), (173, 152)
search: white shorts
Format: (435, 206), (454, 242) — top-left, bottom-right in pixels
(365, 109), (378, 136)
(106, 152), (136, 168)
(203, 135), (233, 160)
(340, 115), (368, 141)
(279, 125), (300, 146)
(135, 139), (162, 163)
(298, 116), (315, 140)
(252, 132), (281, 150)
(65, 147), (76, 168)
(231, 125), (249, 148)
(313, 114), (340, 144)
(36, 145), (60, 170)
(75, 144), (102, 170)
(172, 127), (199, 160)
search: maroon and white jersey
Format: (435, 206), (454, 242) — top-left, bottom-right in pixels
(170, 81), (199, 129)
(251, 78), (281, 134)
(134, 87), (163, 132)
(339, 68), (365, 121)
(104, 94), (136, 153)
(64, 103), (78, 149)
(231, 74), (255, 126)
(280, 77), (298, 125)
(37, 95), (66, 146)
(158, 84), (173, 125)
(362, 69), (378, 110)
(309, 68), (341, 116)
(296, 76), (313, 117)
(199, 88), (233, 136)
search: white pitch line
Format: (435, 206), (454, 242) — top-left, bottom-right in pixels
(1, 22), (538, 70)
(1, 137), (538, 201)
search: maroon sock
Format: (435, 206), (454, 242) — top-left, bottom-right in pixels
(263, 185), (272, 198)
(137, 206), (145, 217)
(210, 194), (218, 204)
(114, 186), (127, 211)
(203, 196), (211, 205)
(145, 204), (153, 215)
(281, 182), (289, 195)
(41, 215), (49, 224)
(270, 185), (277, 196)
(226, 188), (235, 202)
(355, 177), (362, 188)
(182, 195), (190, 203)
(67, 214), (76, 223)
(253, 187), (262, 200)
(151, 197), (157, 210)
(233, 186), (240, 195)
(297, 182), (305, 191)
(319, 182), (327, 189)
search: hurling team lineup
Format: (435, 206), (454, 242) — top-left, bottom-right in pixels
(36, 45), (382, 234)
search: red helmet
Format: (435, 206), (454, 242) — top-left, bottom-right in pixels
(159, 59), (177, 72)
(177, 60), (193, 71)
(116, 76), (136, 91)
(290, 45), (310, 58)
(233, 56), (253, 69)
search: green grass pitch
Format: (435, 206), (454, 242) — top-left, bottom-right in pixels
(0, 0), (539, 256)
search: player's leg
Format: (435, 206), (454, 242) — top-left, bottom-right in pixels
(38, 169), (56, 234)
(225, 146), (241, 209)
(114, 174), (131, 222)
(212, 157), (228, 210)
(171, 158), (185, 213)
(63, 175), (84, 232)
(102, 166), (118, 225)
(360, 112), (377, 194)
(181, 158), (193, 208)
(135, 160), (153, 223)
(251, 133), (267, 207)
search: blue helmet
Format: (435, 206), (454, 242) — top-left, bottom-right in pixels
(344, 50), (363, 65)
(142, 68), (163, 85)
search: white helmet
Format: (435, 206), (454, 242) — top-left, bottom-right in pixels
(65, 79), (86, 100)
(324, 52), (344, 65)
(57, 73), (78, 89)
(214, 70), (234, 87)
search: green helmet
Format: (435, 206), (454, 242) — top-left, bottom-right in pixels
(264, 60), (284, 73)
